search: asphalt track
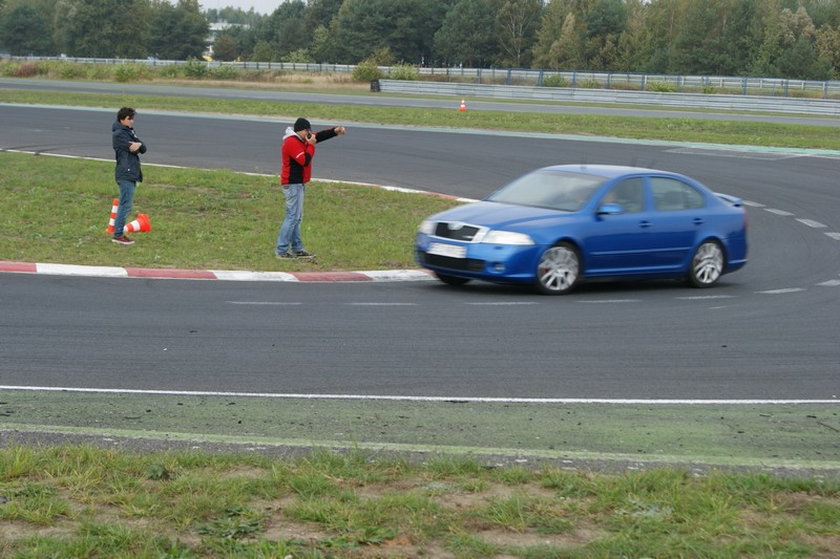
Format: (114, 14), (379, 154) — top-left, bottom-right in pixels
(1, 84), (840, 468)
(1, 101), (839, 398)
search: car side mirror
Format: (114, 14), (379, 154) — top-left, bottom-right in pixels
(597, 202), (624, 216)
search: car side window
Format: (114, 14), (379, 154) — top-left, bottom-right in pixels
(651, 177), (705, 211)
(602, 178), (645, 213)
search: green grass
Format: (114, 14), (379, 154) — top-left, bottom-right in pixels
(4, 392), (840, 467)
(0, 151), (459, 271)
(4, 86), (840, 151)
(1, 444), (839, 558)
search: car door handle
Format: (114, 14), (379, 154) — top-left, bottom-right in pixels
(639, 220), (652, 228)
(693, 218), (705, 225)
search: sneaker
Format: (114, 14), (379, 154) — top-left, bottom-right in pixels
(275, 251), (295, 259)
(112, 235), (134, 245)
(295, 250), (316, 258)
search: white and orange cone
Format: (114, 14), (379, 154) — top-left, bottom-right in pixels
(124, 214), (151, 234)
(459, 99), (467, 112)
(104, 198), (119, 233)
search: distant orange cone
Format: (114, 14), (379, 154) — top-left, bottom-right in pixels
(124, 214), (151, 233)
(105, 198), (119, 233)
(459, 99), (467, 112)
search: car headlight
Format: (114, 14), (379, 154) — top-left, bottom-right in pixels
(482, 230), (534, 245)
(418, 220), (435, 235)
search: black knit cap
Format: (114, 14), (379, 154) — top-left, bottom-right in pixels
(293, 117), (311, 131)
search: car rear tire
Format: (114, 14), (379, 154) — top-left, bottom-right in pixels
(436, 273), (471, 286)
(535, 243), (579, 295)
(688, 240), (724, 287)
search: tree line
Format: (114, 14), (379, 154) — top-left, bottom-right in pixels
(2, 0), (840, 80)
(0, 0), (207, 60)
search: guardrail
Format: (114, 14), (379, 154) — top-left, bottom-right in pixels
(4, 55), (840, 99)
(375, 79), (840, 116)
(416, 67), (840, 99)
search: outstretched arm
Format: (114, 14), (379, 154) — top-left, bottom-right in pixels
(314, 126), (346, 143)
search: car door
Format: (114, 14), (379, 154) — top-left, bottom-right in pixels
(582, 177), (658, 274)
(645, 176), (707, 269)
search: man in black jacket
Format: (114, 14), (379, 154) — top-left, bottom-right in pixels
(112, 107), (147, 245)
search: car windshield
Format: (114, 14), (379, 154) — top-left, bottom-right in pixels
(486, 169), (606, 212)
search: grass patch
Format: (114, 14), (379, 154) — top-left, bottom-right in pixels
(1, 445), (839, 558)
(3, 86), (840, 151)
(0, 151), (459, 271)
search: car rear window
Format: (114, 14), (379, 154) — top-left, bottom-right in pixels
(651, 177), (705, 210)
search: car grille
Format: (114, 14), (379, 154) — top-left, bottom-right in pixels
(420, 253), (485, 272)
(433, 221), (483, 242)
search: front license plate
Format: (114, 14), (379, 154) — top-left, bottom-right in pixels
(428, 242), (466, 259)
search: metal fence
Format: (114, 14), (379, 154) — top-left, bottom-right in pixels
(4, 55), (840, 100)
(376, 79), (840, 116)
(416, 67), (840, 99)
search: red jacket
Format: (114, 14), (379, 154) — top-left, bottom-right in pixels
(280, 127), (339, 185)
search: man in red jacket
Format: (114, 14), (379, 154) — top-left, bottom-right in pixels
(276, 117), (346, 259)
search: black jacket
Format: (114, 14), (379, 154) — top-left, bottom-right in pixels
(112, 121), (147, 182)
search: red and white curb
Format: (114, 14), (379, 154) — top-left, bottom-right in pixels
(0, 260), (435, 283)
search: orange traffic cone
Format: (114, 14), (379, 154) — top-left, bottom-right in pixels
(124, 214), (151, 233)
(459, 99), (467, 112)
(105, 198), (118, 233)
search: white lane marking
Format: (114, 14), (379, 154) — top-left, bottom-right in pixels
(764, 208), (795, 216)
(347, 302), (418, 306)
(466, 302), (539, 306)
(676, 295), (735, 300)
(757, 288), (806, 294)
(818, 279), (840, 287)
(666, 147), (805, 161)
(577, 299), (641, 304)
(0, 385), (837, 405)
(825, 232), (840, 240)
(228, 301), (303, 306)
(796, 218), (827, 228)
(743, 200), (765, 208)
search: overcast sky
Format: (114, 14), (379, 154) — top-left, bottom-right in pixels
(199, 0), (279, 15)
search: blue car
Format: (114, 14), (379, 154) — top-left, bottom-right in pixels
(416, 165), (748, 294)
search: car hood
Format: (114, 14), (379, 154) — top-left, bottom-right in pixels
(431, 201), (572, 229)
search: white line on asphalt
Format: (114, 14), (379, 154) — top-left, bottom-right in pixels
(347, 302), (418, 306)
(826, 232), (840, 240)
(227, 301), (303, 305)
(676, 295), (736, 300)
(818, 279), (840, 287)
(466, 302), (539, 306)
(757, 288), (806, 294)
(764, 208), (795, 216)
(1, 386), (837, 405)
(665, 147), (805, 161)
(577, 299), (641, 304)
(796, 218), (827, 228)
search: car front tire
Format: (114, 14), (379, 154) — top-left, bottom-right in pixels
(535, 242), (580, 295)
(688, 240), (724, 287)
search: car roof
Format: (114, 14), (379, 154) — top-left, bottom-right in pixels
(539, 164), (673, 179)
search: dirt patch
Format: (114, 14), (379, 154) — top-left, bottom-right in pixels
(1, 520), (76, 542)
(476, 522), (604, 549)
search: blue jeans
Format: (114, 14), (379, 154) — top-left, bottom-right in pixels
(275, 183), (305, 254)
(114, 179), (136, 237)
